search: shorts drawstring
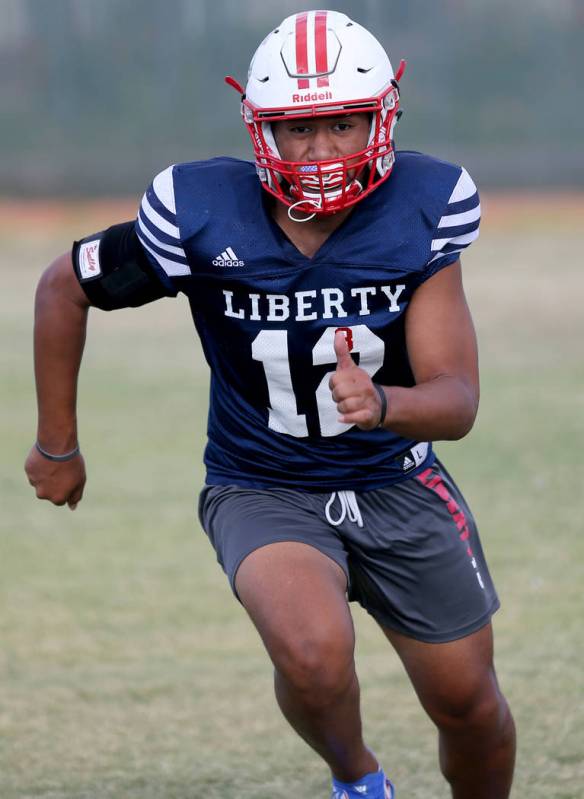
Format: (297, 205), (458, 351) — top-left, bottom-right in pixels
(325, 490), (364, 528)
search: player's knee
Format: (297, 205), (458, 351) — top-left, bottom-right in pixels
(275, 631), (355, 701)
(421, 664), (503, 731)
(430, 679), (506, 734)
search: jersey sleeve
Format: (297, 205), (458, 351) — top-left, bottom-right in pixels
(135, 165), (192, 292)
(425, 166), (481, 277)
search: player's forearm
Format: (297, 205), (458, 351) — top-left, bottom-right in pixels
(381, 375), (479, 441)
(34, 262), (89, 451)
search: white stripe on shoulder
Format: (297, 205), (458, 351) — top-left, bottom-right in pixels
(431, 229), (479, 252)
(141, 195), (180, 239)
(137, 216), (186, 257)
(152, 165), (177, 214)
(448, 167), (477, 204)
(438, 203), (481, 228)
(429, 248), (463, 264)
(137, 233), (191, 277)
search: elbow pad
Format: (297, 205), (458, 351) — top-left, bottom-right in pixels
(72, 221), (172, 310)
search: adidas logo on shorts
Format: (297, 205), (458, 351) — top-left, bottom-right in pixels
(213, 246), (245, 267)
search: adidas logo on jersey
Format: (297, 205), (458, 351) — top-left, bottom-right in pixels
(401, 443), (429, 472)
(213, 247), (245, 267)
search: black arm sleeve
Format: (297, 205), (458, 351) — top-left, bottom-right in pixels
(72, 221), (174, 310)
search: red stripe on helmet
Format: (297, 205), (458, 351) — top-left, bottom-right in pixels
(295, 12), (310, 89)
(315, 11), (329, 88)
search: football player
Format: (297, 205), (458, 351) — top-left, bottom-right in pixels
(25, 11), (515, 799)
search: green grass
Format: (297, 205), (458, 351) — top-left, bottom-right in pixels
(1, 205), (583, 798)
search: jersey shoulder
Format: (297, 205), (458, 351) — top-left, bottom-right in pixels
(386, 150), (481, 273)
(135, 158), (259, 281)
(173, 157), (260, 237)
(389, 150), (477, 218)
(173, 156), (256, 183)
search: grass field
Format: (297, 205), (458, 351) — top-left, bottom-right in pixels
(1, 195), (583, 798)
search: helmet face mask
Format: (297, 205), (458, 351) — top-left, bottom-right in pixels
(229, 10), (405, 217)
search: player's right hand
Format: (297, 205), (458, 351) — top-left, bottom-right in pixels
(24, 445), (86, 510)
(330, 329), (383, 431)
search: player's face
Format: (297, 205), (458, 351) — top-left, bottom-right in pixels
(272, 114), (370, 188)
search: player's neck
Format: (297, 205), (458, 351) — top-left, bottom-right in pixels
(271, 201), (355, 259)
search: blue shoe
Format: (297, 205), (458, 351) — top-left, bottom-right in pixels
(331, 769), (395, 799)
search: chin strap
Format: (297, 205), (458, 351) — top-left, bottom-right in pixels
(287, 199), (320, 222)
(287, 178), (363, 221)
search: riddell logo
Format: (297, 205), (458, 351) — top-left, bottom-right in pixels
(292, 91), (333, 103)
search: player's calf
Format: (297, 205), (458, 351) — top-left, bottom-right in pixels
(435, 689), (515, 799)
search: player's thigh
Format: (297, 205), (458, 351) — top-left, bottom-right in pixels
(383, 623), (502, 726)
(199, 484), (354, 672)
(236, 540), (353, 669)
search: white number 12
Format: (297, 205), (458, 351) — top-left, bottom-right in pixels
(251, 325), (384, 438)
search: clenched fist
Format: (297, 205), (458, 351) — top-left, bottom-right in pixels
(329, 329), (387, 431)
(25, 445), (86, 510)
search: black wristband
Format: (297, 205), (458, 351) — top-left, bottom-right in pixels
(373, 384), (388, 427)
(35, 441), (80, 462)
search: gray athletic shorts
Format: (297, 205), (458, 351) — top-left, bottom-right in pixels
(198, 460), (499, 643)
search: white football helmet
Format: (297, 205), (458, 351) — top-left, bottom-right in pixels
(226, 10), (405, 216)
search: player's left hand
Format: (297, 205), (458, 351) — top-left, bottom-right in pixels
(329, 330), (384, 431)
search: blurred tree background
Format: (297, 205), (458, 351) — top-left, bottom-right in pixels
(1, 0), (583, 195)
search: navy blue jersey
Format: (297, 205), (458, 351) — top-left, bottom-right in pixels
(135, 152), (481, 491)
